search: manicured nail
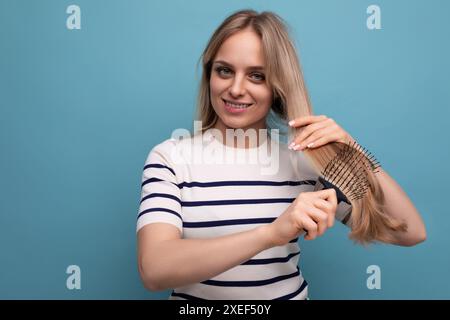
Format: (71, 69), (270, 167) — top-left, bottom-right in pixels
(307, 142), (314, 148)
(288, 120), (295, 127)
(288, 142), (295, 149)
(293, 144), (301, 150)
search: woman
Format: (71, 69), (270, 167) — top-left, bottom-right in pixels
(137, 9), (426, 300)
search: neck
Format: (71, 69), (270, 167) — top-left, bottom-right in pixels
(213, 121), (268, 149)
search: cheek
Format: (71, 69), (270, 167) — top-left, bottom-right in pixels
(254, 87), (273, 108)
(209, 75), (226, 96)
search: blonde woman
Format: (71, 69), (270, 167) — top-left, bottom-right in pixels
(137, 9), (426, 300)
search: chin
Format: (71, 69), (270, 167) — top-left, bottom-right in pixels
(222, 118), (252, 130)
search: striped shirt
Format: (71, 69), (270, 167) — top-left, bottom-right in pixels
(137, 130), (352, 300)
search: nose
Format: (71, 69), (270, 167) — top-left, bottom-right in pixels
(229, 74), (246, 97)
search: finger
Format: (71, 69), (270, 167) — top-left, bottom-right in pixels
(314, 198), (332, 211)
(301, 216), (318, 240)
(298, 126), (336, 150)
(290, 121), (329, 148)
(314, 188), (338, 208)
(308, 206), (329, 236)
(288, 115), (327, 128)
(304, 135), (337, 150)
(314, 198), (336, 228)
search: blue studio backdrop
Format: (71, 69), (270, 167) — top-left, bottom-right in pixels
(1, 0), (449, 299)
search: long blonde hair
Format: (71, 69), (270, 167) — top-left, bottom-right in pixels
(195, 9), (406, 244)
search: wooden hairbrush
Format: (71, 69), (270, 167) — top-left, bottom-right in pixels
(312, 140), (381, 224)
(300, 140), (381, 236)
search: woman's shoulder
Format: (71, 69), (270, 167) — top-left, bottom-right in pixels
(146, 137), (178, 163)
(146, 133), (198, 166)
(150, 137), (180, 154)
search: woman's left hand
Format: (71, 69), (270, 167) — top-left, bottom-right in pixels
(288, 115), (355, 151)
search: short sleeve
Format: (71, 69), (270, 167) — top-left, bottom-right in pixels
(136, 139), (183, 234)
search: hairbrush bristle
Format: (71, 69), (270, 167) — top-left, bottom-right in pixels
(321, 140), (381, 201)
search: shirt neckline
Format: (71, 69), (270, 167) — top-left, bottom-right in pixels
(203, 130), (271, 152)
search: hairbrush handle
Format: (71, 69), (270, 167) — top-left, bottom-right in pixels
(315, 176), (352, 225)
(314, 176), (350, 204)
(302, 177), (351, 236)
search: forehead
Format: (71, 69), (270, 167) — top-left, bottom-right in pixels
(214, 30), (265, 68)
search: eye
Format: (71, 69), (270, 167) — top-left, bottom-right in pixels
(215, 66), (232, 76)
(250, 73), (265, 81)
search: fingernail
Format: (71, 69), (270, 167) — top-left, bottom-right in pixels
(307, 142), (314, 148)
(288, 142), (295, 149)
(288, 120), (295, 127)
(293, 144), (301, 150)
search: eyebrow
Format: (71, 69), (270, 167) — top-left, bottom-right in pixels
(213, 60), (265, 71)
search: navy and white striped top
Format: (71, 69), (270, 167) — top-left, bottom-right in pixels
(137, 130), (352, 300)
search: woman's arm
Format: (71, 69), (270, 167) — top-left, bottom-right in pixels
(287, 116), (427, 246)
(138, 223), (273, 291)
(374, 167), (427, 246)
(138, 189), (338, 291)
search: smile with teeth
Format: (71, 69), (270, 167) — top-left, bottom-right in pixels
(223, 99), (252, 109)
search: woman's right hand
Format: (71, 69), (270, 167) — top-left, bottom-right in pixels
(265, 189), (338, 246)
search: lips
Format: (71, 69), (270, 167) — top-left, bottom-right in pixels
(222, 98), (253, 114)
(222, 98), (253, 108)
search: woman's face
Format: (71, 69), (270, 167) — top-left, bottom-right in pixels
(209, 29), (273, 134)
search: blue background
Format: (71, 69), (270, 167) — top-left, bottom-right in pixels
(1, 0), (448, 299)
